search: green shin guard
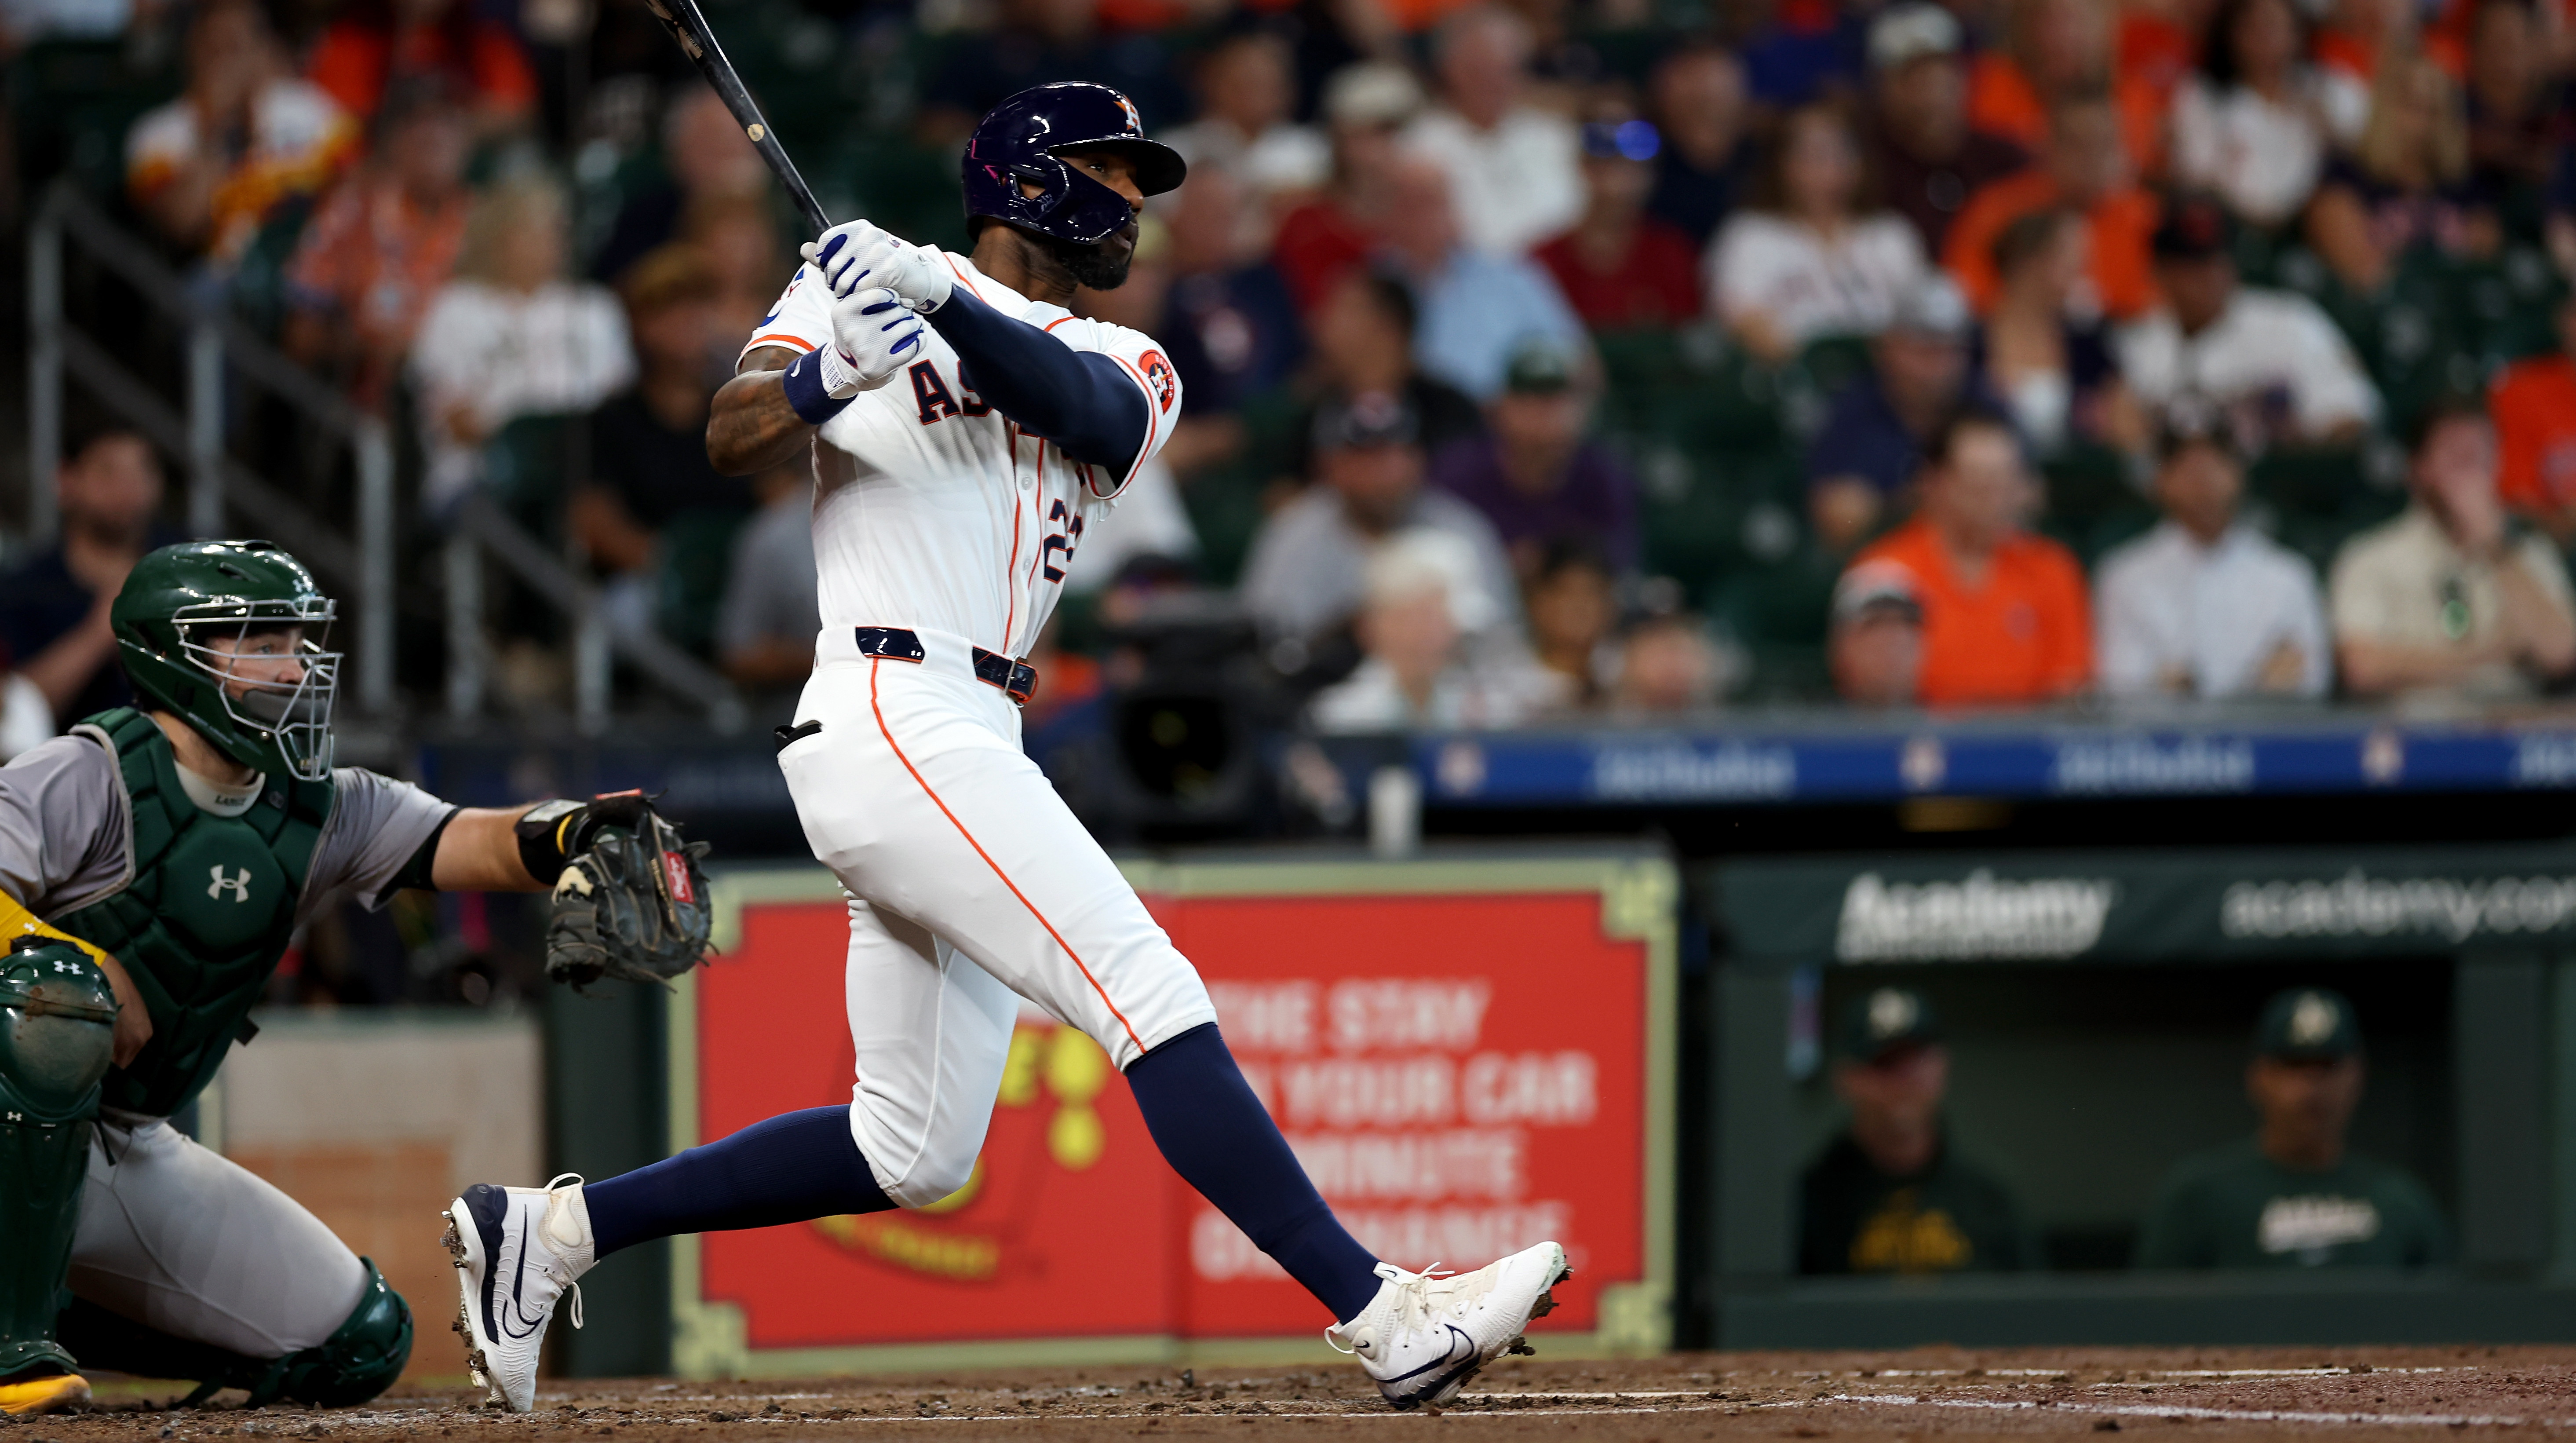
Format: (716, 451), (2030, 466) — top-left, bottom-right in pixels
(0, 939), (118, 1382)
(59, 1259), (413, 1409)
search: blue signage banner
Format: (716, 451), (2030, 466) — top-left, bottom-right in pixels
(1404, 722), (2576, 807)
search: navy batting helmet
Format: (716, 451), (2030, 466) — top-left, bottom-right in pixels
(962, 82), (1187, 246)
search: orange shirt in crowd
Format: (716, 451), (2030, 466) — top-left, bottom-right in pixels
(1854, 518), (2094, 705)
(284, 170), (471, 409)
(2492, 354), (2576, 516)
(1944, 166), (2164, 318)
(2116, 10), (2198, 107)
(2311, 28), (2376, 86)
(308, 16), (536, 122)
(1964, 54), (2168, 177)
(2418, 0), (2478, 78)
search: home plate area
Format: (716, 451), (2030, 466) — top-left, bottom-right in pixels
(26, 1348), (2576, 1442)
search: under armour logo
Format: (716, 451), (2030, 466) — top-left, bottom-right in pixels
(208, 866), (252, 902)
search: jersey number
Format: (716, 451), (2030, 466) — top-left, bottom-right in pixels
(1042, 498), (1085, 583)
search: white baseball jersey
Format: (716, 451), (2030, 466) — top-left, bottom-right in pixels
(751, 248), (1217, 1207)
(743, 251), (1185, 660)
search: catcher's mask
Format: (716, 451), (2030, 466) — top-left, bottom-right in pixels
(113, 541), (342, 782)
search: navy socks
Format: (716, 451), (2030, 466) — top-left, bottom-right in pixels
(583, 1105), (892, 1258)
(577, 1027), (1383, 1323)
(1126, 1022), (1385, 1322)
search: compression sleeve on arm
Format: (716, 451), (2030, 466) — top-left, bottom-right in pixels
(925, 289), (1151, 477)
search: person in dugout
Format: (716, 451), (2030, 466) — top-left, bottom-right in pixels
(1798, 986), (2040, 1274)
(2138, 986), (2449, 1269)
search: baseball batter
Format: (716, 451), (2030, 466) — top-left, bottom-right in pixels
(445, 81), (1566, 1413)
(0, 540), (714, 1416)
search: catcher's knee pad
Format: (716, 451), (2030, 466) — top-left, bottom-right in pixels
(282, 1260), (412, 1407)
(0, 938), (117, 1381)
(60, 1259), (412, 1409)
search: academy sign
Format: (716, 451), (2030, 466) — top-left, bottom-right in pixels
(1834, 870), (2120, 961)
(1718, 843), (2576, 965)
(2221, 869), (2576, 943)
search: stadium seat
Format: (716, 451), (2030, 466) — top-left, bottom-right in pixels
(2038, 445), (2156, 567)
(1710, 544), (1839, 702)
(828, 136), (971, 253)
(227, 198), (316, 341)
(9, 37), (180, 201)
(654, 508), (753, 656)
(1795, 334), (1874, 402)
(2246, 445), (2402, 573)
(1174, 391), (1304, 589)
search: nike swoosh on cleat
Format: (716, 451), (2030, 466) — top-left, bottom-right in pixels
(1385, 1325), (1476, 1385)
(501, 1225), (549, 1341)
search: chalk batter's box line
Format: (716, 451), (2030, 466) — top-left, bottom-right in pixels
(1817, 1392), (2564, 1429)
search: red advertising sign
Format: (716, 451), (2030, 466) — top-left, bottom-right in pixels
(671, 856), (1674, 1374)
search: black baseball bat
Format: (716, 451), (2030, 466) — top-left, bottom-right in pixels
(639, 0), (833, 234)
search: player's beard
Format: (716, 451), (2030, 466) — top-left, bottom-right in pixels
(1043, 230), (1134, 291)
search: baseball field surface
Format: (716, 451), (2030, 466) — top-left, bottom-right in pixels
(29, 1348), (2576, 1442)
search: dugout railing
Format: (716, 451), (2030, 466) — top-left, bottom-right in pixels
(25, 182), (744, 734)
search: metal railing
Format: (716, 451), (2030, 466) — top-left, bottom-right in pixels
(26, 183), (745, 734)
(29, 183), (395, 710)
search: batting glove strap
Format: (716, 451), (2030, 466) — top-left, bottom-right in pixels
(781, 347), (857, 423)
(880, 242), (953, 314)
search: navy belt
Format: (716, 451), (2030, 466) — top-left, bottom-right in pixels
(851, 627), (1040, 707)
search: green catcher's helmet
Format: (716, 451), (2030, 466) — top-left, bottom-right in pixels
(112, 541), (341, 782)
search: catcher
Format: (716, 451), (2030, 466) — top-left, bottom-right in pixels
(0, 540), (712, 1416)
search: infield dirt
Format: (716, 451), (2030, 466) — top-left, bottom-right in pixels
(22, 1347), (2576, 1443)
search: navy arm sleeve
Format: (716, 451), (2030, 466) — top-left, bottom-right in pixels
(925, 289), (1151, 478)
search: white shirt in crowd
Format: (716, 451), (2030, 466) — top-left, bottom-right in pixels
(2169, 75), (2329, 229)
(2116, 287), (2379, 444)
(2095, 519), (2332, 698)
(1162, 118), (1331, 201)
(1707, 212), (1929, 350)
(124, 77), (351, 261)
(1240, 495), (1521, 645)
(1308, 655), (1562, 731)
(410, 279), (634, 508)
(2329, 505), (2576, 702)
(1401, 105), (1584, 257)
(7, 0), (128, 43)
(2317, 67), (2372, 149)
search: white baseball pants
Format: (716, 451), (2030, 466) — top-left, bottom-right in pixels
(70, 1113), (367, 1357)
(778, 626), (1217, 1208)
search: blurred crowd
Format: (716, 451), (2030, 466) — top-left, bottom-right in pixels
(24, 0), (2576, 735)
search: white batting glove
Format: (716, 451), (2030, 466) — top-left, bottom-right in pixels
(818, 287), (926, 396)
(801, 220), (952, 314)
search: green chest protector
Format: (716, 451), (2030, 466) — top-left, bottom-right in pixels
(57, 709), (334, 1120)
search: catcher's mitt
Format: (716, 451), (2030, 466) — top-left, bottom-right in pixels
(544, 807), (714, 990)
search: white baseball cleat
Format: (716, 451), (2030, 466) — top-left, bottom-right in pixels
(1324, 1241), (1570, 1410)
(441, 1173), (595, 1412)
